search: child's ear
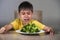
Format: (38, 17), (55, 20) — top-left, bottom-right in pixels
(17, 11), (20, 18)
(14, 10), (20, 19)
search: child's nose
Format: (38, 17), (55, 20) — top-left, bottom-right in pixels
(25, 13), (28, 16)
(24, 13), (28, 17)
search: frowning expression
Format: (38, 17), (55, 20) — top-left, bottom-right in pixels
(19, 9), (33, 22)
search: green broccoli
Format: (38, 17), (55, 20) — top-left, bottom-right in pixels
(21, 23), (40, 33)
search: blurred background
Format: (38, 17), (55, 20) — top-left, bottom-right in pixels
(0, 0), (60, 33)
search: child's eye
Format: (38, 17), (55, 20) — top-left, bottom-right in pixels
(27, 12), (31, 15)
(22, 13), (25, 15)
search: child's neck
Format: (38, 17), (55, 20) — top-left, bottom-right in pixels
(22, 21), (29, 26)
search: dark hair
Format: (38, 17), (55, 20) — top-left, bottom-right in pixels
(18, 1), (33, 12)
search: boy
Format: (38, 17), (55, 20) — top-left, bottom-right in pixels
(0, 1), (54, 34)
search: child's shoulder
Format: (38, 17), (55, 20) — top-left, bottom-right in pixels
(11, 18), (20, 23)
(31, 19), (40, 23)
(14, 18), (21, 21)
(31, 19), (38, 21)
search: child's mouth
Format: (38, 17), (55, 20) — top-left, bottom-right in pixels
(24, 19), (29, 21)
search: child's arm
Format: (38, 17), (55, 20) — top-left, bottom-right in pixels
(0, 24), (13, 33)
(43, 26), (54, 35)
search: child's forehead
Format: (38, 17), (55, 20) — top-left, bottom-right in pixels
(20, 9), (32, 12)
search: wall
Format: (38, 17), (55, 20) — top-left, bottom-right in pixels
(0, 0), (60, 32)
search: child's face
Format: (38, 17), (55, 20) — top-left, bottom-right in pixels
(19, 9), (33, 22)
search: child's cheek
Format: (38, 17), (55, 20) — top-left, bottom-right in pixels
(20, 15), (24, 20)
(29, 15), (32, 18)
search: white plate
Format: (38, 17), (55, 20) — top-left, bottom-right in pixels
(15, 30), (45, 34)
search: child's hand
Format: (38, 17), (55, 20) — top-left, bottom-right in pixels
(0, 27), (5, 33)
(44, 26), (54, 35)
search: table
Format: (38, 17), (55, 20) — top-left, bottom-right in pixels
(0, 31), (60, 40)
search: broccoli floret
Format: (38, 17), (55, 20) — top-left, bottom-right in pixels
(21, 23), (40, 33)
